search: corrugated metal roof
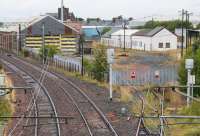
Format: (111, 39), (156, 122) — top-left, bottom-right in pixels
(24, 15), (79, 34)
(147, 27), (164, 36)
(111, 29), (139, 36)
(133, 27), (164, 37)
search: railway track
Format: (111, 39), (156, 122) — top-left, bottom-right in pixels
(133, 87), (160, 136)
(1, 54), (119, 136)
(1, 58), (60, 136)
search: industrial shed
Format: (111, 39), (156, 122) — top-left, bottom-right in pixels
(22, 15), (79, 54)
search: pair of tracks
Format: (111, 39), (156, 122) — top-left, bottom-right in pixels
(1, 54), (118, 136)
(1, 57), (60, 136)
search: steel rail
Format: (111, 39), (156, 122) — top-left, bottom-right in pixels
(1, 56), (61, 136)
(51, 72), (119, 136)
(59, 86), (93, 136)
(9, 55), (119, 136)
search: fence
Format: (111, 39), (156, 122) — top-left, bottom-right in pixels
(112, 66), (178, 86)
(101, 38), (145, 51)
(53, 55), (81, 73)
(0, 32), (18, 53)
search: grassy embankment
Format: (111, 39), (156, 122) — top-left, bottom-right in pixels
(0, 65), (12, 133)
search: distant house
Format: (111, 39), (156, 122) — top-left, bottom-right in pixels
(132, 27), (177, 51)
(101, 27), (178, 51)
(101, 29), (139, 48)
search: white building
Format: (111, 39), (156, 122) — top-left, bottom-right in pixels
(102, 29), (139, 49)
(102, 27), (178, 51)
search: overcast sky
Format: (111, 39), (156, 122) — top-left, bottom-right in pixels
(0, 0), (200, 22)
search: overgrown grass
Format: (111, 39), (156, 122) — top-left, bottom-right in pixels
(0, 98), (12, 121)
(167, 102), (200, 136)
(50, 65), (109, 88)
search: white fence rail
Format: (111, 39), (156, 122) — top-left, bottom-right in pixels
(101, 38), (145, 50)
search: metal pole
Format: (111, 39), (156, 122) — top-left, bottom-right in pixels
(160, 88), (164, 136)
(61, 0), (64, 23)
(42, 23), (45, 65)
(160, 99), (164, 136)
(185, 11), (188, 51)
(18, 24), (21, 55)
(81, 36), (84, 76)
(109, 63), (113, 101)
(181, 9), (184, 57)
(123, 20), (126, 52)
(187, 69), (191, 107)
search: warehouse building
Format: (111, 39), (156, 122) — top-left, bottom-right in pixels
(0, 15), (80, 54)
(101, 27), (178, 51)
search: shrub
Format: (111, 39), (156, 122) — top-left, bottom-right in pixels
(92, 44), (108, 81)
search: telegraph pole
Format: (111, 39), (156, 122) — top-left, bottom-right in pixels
(186, 11), (193, 51)
(81, 36), (84, 76)
(18, 24), (22, 54)
(181, 9), (185, 57)
(42, 23), (45, 65)
(61, 0), (64, 23)
(185, 10), (188, 51)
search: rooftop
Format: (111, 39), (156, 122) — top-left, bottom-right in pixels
(111, 29), (139, 36)
(133, 27), (165, 37)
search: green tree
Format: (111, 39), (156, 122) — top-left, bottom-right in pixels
(196, 23), (200, 29)
(101, 27), (111, 35)
(92, 44), (108, 81)
(39, 45), (60, 59)
(139, 20), (193, 32)
(0, 22), (3, 27)
(178, 40), (200, 96)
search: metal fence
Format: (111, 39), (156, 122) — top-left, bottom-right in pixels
(53, 55), (81, 73)
(112, 66), (178, 86)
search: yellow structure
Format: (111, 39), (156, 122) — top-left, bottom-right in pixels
(25, 35), (77, 53)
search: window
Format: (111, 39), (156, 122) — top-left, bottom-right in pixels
(166, 43), (170, 48)
(139, 42), (142, 47)
(159, 43), (163, 48)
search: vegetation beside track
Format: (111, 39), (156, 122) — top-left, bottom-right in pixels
(0, 64), (13, 133)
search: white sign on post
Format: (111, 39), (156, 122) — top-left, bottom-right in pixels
(185, 59), (194, 69)
(107, 49), (115, 64)
(189, 75), (195, 84)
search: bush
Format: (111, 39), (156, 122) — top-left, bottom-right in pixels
(178, 40), (200, 96)
(92, 44), (108, 81)
(39, 45), (60, 59)
(23, 49), (30, 57)
(83, 59), (94, 74)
